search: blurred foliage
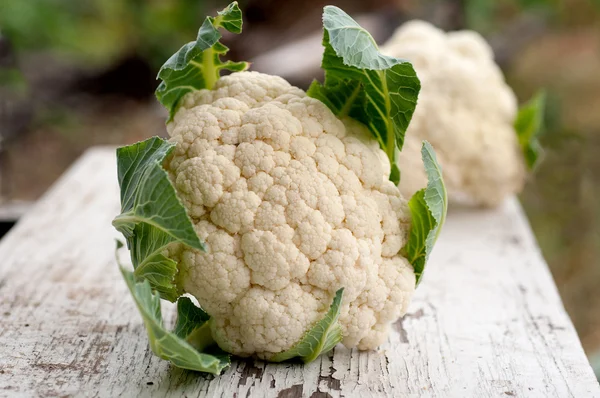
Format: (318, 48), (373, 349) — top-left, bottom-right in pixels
(0, 68), (26, 94)
(464, 0), (599, 32)
(0, 0), (223, 69)
(465, 0), (554, 32)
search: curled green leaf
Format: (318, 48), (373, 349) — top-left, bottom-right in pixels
(307, 6), (420, 181)
(112, 136), (203, 301)
(401, 141), (447, 285)
(121, 269), (230, 374)
(270, 288), (344, 363)
(155, 1), (249, 120)
(515, 90), (546, 170)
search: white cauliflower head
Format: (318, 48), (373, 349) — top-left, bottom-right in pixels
(165, 71), (415, 359)
(380, 20), (526, 207)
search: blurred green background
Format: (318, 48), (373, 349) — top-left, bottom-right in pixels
(0, 0), (599, 376)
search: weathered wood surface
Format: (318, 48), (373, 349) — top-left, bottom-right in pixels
(0, 148), (598, 398)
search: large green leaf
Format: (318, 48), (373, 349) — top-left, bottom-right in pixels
(307, 6), (420, 184)
(402, 142), (447, 285)
(113, 138), (229, 372)
(121, 269), (230, 374)
(270, 288), (344, 363)
(155, 1), (249, 120)
(514, 91), (546, 170)
(112, 136), (204, 301)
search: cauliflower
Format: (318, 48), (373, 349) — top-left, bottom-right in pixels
(113, 3), (447, 374)
(380, 20), (526, 207)
(166, 71), (415, 358)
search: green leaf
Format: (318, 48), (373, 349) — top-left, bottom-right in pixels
(514, 91), (546, 170)
(112, 136), (204, 301)
(402, 142), (447, 285)
(155, 1), (249, 120)
(0, 67), (28, 95)
(120, 269), (230, 374)
(174, 297), (210, 339)
(270, 288), (344, 363)
(307, 6), (420, 178)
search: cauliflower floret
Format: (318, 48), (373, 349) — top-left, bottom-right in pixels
(380, 20), (525, 207)
(168, 71), (415, 359)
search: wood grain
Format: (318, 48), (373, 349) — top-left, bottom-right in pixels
(0, 148), (598, 397)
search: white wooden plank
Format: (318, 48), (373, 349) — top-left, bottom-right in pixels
(0, 148), (598, 398)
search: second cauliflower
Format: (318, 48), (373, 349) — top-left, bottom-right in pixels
(381, 20), (526, 207)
